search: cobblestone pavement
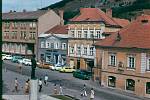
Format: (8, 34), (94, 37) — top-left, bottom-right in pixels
(3, 61), (150, 100)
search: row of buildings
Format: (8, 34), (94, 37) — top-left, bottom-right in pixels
(2, 8), (150, 98)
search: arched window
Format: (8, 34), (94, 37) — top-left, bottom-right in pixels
(146, 82), (150, 94)
(126, 79), (135, 91)
(108, 76), (116, 87)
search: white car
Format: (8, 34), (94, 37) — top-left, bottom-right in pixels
(3, 55), (13, 60)
(22, 58), (32, 66)
(51, 64), (63, 71)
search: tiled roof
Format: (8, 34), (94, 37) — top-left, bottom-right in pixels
(2, 10), (48, 20)
(45, 25), (68, 34)
(70, 8), (129, 27)
(112, 18), (130, 27)
(95, 14), (150, 49)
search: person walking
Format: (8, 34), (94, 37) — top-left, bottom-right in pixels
(18, 62), (23, 74)
(14, 78), (19, 92)
(53, 84), (58, 95)
(38, 78), (42, 92)
(81, 84), (87, 97)
(44, 74), (48, 86)
(59, 84), (63, 95)
(24, 81), (29, 94)
(90, 88), (94, 100)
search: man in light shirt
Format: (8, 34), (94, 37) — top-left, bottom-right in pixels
(38, 78), (42, 92)
(44, 74), (48, 86)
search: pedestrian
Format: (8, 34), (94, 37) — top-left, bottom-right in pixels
(2, 60), (7, 72)
(53, 84), (58, 95)
(18, 62), (22, 74)
(90, 88), (94, 100)
(27, 79), (30, 92)
(24, 81), (29, 94)
(44, 74), (48, 86)
(81, 84), (87, 97)
(14, 78), (19, 92)
(59, 84), (63, 95)
(38, 78), (42, 92)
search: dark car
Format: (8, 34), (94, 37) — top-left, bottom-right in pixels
(73, 69), (92, 80)
(11, 56), (23, 63)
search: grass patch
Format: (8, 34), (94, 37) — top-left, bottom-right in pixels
(51, 95), (74, 100)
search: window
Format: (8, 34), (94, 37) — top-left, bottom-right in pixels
(51, 43), (54, 49)
(90, 30), (94, 38)
(41, 41), (45, 48)
(70, 46), (74, 54)
(89, 47), (94, 56)
(84, 30), (88, 38)
(71, 30), (75, 37)
(126, 79), (135, 91)
(83, 47), (87, 55)
(77, 46), (81, 55)
(147, 58), (150, 71)
(47, 43), (50, 48)
(146, 82), (150, 94)
(62, 43), (66, 50)
(96, 31), (101, 38)
(109, 53), (116, 66)
(127, 55), (135, 69)
(108, 76), (116, 87)
(56, 43), (59, 49)
(78, 31), (82, 38)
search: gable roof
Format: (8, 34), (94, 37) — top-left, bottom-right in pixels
(2, 10), (48, 20)
(45, 25), (68, 34)
(70, 8), (129, 27)
(95, 14), (150, 49)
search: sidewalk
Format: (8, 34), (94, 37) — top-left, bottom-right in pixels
(3, 95), (60, 100)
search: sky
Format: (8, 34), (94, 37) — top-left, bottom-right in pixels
(2, 0), (62, 12)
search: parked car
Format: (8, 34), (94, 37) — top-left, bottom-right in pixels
(2, 54), (6, 60)
(3, 55), (13, 60)
(22, 58), (32, 66)
(51, 63), (63, 71)
(11, 56), (23, 63)
(73, 70), (92, 80)
(38, 63), (52, 69)
(59, 66), (76, 73)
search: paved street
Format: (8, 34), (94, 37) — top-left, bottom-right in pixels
(2, 60), (149, 100)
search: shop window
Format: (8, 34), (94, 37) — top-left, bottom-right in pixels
(108, 76), (116, 87)
(146, 82), (150, 94)
(126, 79), (135, 91)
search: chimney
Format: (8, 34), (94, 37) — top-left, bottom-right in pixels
(9, 10), (13, 13)
(59, 10), (64, 25)
(23, 9), (26, 12)
(131, 17), (135, 22)
(106, 8), (112, 17)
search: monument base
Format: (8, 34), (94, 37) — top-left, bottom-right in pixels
(30, 79), (38, 100)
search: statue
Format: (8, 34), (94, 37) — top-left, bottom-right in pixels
(31, 55), (37, 79)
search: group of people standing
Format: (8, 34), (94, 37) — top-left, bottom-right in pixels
(13, 78), (30, 94)
(81, 84), (95, 100)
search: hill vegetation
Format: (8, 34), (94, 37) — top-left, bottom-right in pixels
(41, 0), (150, 23)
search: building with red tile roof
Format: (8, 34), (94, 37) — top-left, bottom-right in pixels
(45, 25), (68, 34)
(67, 8), (130, 71)
(94, 14), (150, 98)
(95, 14), (150, 49)
(70, 8), (129, 27)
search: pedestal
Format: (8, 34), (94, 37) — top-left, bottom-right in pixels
(30, 79), (38, 100)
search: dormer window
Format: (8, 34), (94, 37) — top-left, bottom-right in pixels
(141, 19), (148, 23)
